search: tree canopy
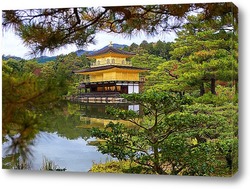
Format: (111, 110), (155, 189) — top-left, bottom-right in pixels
(146, 13), (238, 96)
(2, 52), (89, 162)
(2, 3), (238, 55)
(90, 91), (238, 175)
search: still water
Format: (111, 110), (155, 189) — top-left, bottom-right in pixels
(33, 132), (111, 172)
(2, 102), (137, 172)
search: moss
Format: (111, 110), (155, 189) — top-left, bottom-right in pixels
(89, 160), (151, 174)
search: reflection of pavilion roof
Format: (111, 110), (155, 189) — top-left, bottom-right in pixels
(73, 65), (149, 74)
(86, 45), (136, 58)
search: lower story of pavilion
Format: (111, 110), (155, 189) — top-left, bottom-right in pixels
(78, 80), (143, 97)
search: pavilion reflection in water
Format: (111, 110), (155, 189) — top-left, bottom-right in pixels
(77, 103), (140, 129)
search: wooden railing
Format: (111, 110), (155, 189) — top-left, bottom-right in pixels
(91, 60), (132, 67)
(79, 92), (121, 98)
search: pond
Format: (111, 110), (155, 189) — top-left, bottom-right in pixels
(2, 101), (137, 172)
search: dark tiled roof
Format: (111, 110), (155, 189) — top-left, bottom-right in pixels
(73, 65), (149, 74)
(86, 45), (136, 57)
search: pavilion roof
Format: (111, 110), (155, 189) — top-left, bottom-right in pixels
(73, 65), (149, 74)
(86, 45), (135, 58)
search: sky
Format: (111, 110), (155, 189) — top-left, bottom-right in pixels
(0, 0), (182, 60)
(2, 29), (177, 59)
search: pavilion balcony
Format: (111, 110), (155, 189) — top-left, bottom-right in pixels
(79, 77), (145, 85)
(74, 91), (126, 103)
(91, 60), (132, 67)
(79, 91), (121, 98)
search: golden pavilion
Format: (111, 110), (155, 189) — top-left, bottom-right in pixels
(73, 43), (148, 103)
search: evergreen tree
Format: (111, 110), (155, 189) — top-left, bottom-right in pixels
(90, 91), (237, 175)
(147, 14), (238, 96)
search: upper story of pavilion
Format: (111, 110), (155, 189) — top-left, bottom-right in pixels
(87, 43), (135, 67)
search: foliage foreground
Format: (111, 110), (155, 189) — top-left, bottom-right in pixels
(90, 91), (238, 176)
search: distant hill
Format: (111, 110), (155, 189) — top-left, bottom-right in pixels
(3, 43), (129, 63)
(112, 43), (128, 49)
(35, 56), (57, 63)
(2, 54), (56, 63)
(75, 49), (90, 57)
(2, 55), (24, 61)
(76, 44), (128, 56)
(94, 43), (128, 52)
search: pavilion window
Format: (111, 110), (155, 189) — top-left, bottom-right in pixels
(116, 86), (121, 91)
(97, 87), (104, 92)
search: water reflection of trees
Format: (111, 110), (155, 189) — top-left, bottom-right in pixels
(79, 103), (130, 119)
(2, 100), (133, 169)
(2, 55), (92, 170)
(40, 101), (91, 140)
(2, 101), (85, 169)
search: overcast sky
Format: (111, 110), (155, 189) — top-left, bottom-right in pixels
(0, 0), (186, 61)
(0, 0), (236, 59)
(2, 28), (177, 59)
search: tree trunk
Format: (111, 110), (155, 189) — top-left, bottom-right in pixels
(210, 78), (216, 95)
(234, 79), (238, 94)
(200, 82), (205, 96)
(225, 149), (233, 171)
(179, 92), (185, 99)
(153, 144), (164, 174)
